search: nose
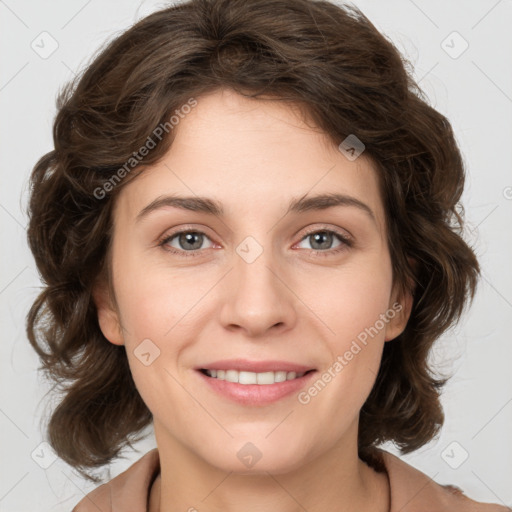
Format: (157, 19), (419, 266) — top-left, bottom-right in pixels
(219, 245), (297, 338)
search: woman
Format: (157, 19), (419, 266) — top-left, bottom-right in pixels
(26, 0), (508, 510)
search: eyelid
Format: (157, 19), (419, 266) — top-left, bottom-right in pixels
(157, 223), (215, 243)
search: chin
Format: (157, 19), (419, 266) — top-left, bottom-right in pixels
(200, 437), (310, 475)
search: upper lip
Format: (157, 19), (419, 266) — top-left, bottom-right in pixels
(196, 359), (316, 373)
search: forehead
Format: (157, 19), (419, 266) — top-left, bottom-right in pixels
(114, 89), (386, 232)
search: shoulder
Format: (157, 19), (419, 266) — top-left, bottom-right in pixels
(377, 449), (509, 512)
(71, 448), (160, 512)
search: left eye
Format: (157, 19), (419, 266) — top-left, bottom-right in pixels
(295, 230), (349, 252)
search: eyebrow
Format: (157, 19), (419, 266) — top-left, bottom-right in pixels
(135, 192), (376, 224)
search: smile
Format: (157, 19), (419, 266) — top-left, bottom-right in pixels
(200, 369), (314, 385)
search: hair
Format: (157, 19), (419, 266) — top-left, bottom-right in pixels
(26, 0), (479, 482)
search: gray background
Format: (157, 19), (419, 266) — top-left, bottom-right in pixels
(1, 0), (511, 510)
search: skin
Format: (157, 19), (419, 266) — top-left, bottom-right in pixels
(94, 88), (413, 512)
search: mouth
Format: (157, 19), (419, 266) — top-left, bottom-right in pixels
(195, 366), (318, 406)
(198, 368), (316, 385)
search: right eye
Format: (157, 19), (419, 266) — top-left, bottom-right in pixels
(158, 230), (215, 257)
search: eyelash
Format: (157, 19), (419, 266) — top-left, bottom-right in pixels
(157, 227), (353, 258)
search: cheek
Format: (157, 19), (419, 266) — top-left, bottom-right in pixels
(298, 255), (393, 406)
(306, 253), (393, 345)
(112, 248), (199, 343)
(111, 257), (210, 412)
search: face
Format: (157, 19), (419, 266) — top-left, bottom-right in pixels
(95, 88), (411, 474)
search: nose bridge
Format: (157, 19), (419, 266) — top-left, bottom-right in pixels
(219, 234), (296, 335)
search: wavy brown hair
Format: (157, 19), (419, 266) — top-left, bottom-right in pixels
(26, 0), (479, 481)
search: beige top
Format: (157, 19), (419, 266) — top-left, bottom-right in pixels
(72, 448), (508, 511)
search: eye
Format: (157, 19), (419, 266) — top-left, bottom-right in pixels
(158, 230), (214, 257)
(295, 228), (353, 255)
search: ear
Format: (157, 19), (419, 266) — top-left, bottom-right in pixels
(92, 280), (124, 346)
(384, 257), (416, 342)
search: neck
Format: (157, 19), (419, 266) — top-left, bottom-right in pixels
(149, 420), (390, 512)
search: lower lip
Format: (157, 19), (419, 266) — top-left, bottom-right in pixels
(196, 370), (317, 406)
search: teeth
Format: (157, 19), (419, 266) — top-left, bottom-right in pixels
(204, 369), (307, 384)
